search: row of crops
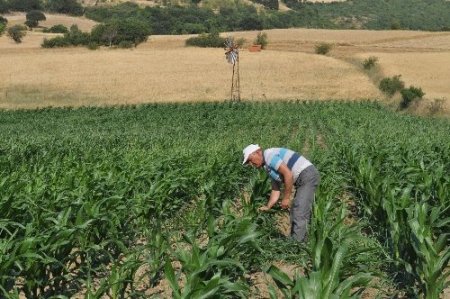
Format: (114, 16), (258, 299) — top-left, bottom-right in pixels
(0, 101), (449, 298)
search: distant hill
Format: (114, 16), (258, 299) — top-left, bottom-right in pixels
(83, 0), (450, 34)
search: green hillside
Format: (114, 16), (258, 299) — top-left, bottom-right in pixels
(83, 0), (450, 34)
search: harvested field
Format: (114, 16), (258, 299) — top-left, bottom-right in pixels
(358, 52), (450, 109)
(0, 45), (381, 109)
(0, 22), (449, 112)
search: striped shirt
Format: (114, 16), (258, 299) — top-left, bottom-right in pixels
(263, 148), (312, 183)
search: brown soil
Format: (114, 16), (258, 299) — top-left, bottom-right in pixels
(249, 261), (304, 298)
(275, 211), (291, 237)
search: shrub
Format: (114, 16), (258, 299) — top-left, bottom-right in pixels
(87, 42), (99, 50)
(254, 31), (268, 49)
(185, 31), (226, 48)
(428, 98), (445, 115)
(400, 86), (425, 109)
(7, 25), (27, 43)
(26, 10), (46, 29)
(379, 75), (405, 97)
(43, 24), (68, 33)
(0, 16), (6, 36)
(41, 25), (90, 48)
(236, 37), (246, 47)
(315, 42), (332, 55)
(118, 40), (134, 48)
(42, 36), (70, 48)
(363, 56), (378, 70)
(0, 23), (5, 36)
(65, 25), (90, 46)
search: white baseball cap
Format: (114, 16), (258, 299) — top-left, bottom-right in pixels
(242, 144), (260, 165)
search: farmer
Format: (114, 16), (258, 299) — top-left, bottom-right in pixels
(242, 144), (320, 242)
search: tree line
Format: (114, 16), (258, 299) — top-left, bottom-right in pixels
(0, 0), (83, 15)
(84, 0), (450, 34)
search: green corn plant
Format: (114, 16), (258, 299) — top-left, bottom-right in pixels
(104, 253), (143, 299)
(165, 240), (249, 298)
(408, 202), (450, 299)
(165, 259), (248, 299)
(139, 230), (169, 287)
(267, 239), (373, 299)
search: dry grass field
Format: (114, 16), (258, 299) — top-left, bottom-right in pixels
(0, 15), (449, 112)
(358, 52), (450, 101)
(0, 45), (380, 108)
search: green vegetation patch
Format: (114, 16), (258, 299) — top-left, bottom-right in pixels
(0, 102), (449, 297)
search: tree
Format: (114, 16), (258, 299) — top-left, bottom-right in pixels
(0, 0), (8, 13)
(8, 0), (41, 11)
(102, 25), (118, 47)
(25, 10), (46, 28)
(91, 19), (150, 47)
(46, 0), (83, 16)
(7, 25), (27, 43)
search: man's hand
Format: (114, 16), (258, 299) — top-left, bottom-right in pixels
(280, 198), (290, 210)
(258, 206), (270, 212)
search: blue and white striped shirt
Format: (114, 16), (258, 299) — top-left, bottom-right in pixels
(263, 148), (312, 183)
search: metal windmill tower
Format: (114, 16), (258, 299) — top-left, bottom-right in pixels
(224, 37), (240, 102)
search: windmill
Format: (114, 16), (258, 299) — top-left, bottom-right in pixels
(224, 37), (240, 102)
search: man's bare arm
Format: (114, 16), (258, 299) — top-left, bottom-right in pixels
(259, 181), (281, 211)
(278, 163), (293, 209)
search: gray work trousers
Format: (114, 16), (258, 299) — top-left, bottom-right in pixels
(291, 165), (320, 242)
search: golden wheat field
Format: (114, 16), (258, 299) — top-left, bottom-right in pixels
(0, 16), (449, 112)
(0, 45), (382, 108)
(358, 52), (450, 101)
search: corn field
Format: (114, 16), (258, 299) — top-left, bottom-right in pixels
(0, 101), (449, 298)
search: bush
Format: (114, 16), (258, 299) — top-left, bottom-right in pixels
(42, 36), (70, 48)
(118, 40), (134, 48)
(254, 31), (268, 49)
(400, 86), (425, 109)
(0, 23), (5, 36)
(65, 25), (90, 46)
(315, 42), (332, 55)
(363, 56), (378, 70)
(41, 25), (89, 48)
(236, 37), (246, 47)
(0, 17), (6, 36)
(87, 42), (99, 50)
(379, 75), (405, 97)
(43, 24), (68, 33)
(185, 31), (226, 48)
(7, 25), (27, 43)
